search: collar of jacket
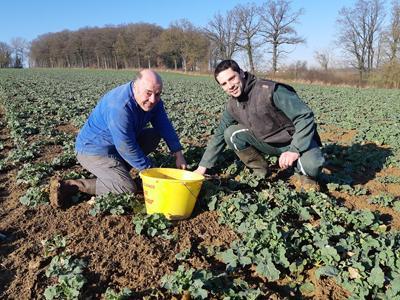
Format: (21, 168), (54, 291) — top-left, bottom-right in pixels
(235, 72), (257, 102)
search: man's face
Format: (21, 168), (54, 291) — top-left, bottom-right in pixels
(216, 68), (243, 98)
(134, 78), (162, 111)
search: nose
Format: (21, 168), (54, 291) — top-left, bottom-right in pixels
(149, 93), (157, 103)
(227, 82), (234, 90)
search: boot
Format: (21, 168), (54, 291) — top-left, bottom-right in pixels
(235, 147), (269, 177)
(291, 173), (320, 192)
(49, 178), (96, 208)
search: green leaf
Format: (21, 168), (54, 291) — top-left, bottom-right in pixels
(300, 281), (315, 294)
(239, 256), (252, 266)
(255, 260), (280, 281)
(315, 266), (338, 279)
(386, 276), (400, 297)
(367, 266), (385, 288)
(219, 249), (237, 269)
(43, 286), (59, 300)
(191, 287), (208, 299)
(298, 207), (311, 221)
(393, 201), (400, 212)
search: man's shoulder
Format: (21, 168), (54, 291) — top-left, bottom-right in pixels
(110, 81), (131, 96)
(255, 78), (276, 91)
(255, 78), (296, 93)
(101, 82), (133, 108)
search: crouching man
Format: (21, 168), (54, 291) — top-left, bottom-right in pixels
(195, 60), (324, 190)
(50, 69), (187, 207)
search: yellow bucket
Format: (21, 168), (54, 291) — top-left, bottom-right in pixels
(139, 168), (205, 220)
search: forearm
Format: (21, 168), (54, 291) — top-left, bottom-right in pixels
(199, 109), (235, 169)
(288, 113), (316, 153)
(117, 144), (152, 170)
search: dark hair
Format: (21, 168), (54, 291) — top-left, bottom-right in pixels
(214, 60), (241, 81)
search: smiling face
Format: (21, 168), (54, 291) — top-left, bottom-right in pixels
(133, 70), (163, 111)
(216, 68), (243, 98)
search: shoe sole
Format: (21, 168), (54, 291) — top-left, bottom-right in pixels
(49, 179), (62, 208)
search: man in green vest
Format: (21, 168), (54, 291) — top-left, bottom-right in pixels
(195, 59), (324, 190)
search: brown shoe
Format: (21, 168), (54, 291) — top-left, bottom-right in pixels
(49, 177), (96, 208)
(235, 147), (269, 177)
(290, 173), (320, 192)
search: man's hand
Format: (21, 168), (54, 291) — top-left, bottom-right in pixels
(278, 151), (300, 169)
(174, 151), (187, 170)
(194, 166), (207, 175)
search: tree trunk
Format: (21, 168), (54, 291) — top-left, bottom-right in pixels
(65, 55), (71, 68)
(103, 57), (108, 69)
(272, 43), (278, 73)
(183, 57), (187, 72)
(246, 39), (254, 73)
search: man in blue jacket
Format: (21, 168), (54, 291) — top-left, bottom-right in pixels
(50, 69), (187, 207)
(195, 60), (324, 190)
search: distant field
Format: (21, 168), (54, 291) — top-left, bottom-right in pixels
(1, 68), (400, 299)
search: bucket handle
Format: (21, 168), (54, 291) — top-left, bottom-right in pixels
(182, 182), (199, 199)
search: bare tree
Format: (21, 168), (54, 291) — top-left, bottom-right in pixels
(336, 0), (385, 82)
(158, 26), (184, 70)
(10, 37), (28, 67)
(0, 41), (12, 68)
(204, 11), (240, 62)
(114, 32), (130, 69)
(387, 0), (400, 62)
(258, 0), (305, 73)
(314, 49), (331, 71)
(366, 0), (386, 70)
(233, 3), (262, 72)
(172, 19), (209, 72)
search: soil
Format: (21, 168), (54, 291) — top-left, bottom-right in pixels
(1, 119), (400, 299)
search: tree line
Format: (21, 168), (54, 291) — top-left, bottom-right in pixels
(0, 0), (305, 73)
(0, 0), (399, 85)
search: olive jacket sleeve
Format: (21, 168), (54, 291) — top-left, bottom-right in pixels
(273, 85), (317, 154)
(198, 109), (237, 169)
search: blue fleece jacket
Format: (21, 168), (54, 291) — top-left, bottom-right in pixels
(75, 81), (182, 170)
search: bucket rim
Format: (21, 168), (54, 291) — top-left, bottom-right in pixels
(139, 167), (205, 182)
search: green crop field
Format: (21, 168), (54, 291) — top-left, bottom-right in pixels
(0, 68), (400, 299)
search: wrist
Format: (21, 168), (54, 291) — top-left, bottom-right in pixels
(172, 151), (182, 157)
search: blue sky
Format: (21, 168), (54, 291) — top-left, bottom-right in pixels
(1, 0), (359, 68)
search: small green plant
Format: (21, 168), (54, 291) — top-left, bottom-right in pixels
(104, 287), (132, 300)
(161, 265), (211, 299)
(44, 274), (87, 300)
(44, 253), (87, 300)
(161, 266), (262, 299)
(62, 170), (91, 180)
(368, 193), (400, 211)
(132, 213), (172, 238)
(45, 253), (86, 278)
(17, 162), (53, 186)
(378, 175), (400, 184)
(89, 193), (144, 216)
(41, 234), (67, 257)
(19, 186), (48, 207)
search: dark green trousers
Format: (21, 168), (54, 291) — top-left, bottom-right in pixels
(224, 124), (324, 178)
